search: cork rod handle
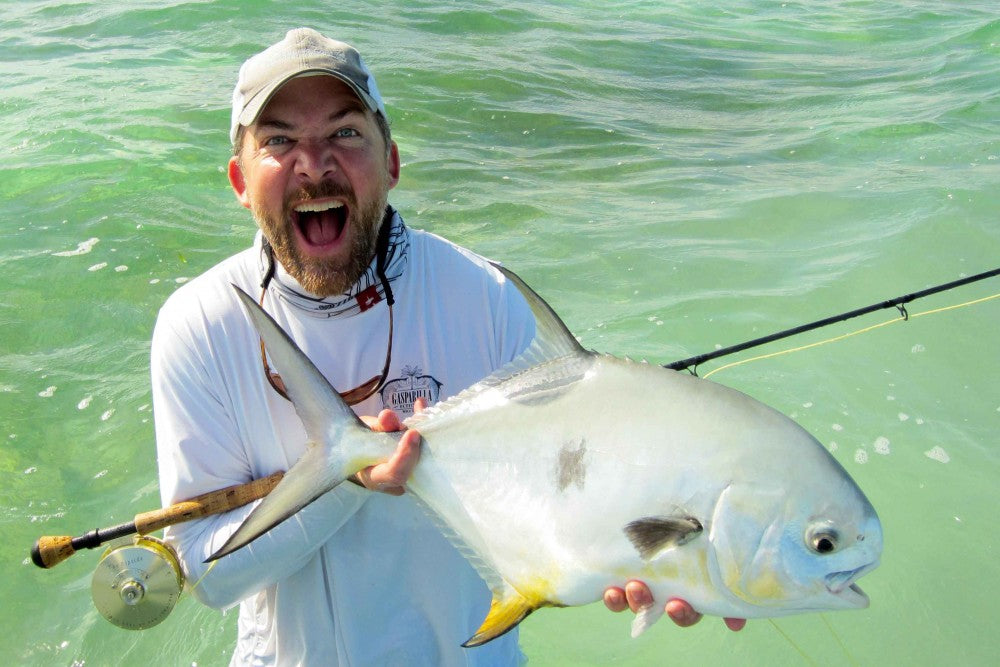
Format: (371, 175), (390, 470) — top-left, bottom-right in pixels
(32, 472), (284, 569)
(133, 472), (284, 533)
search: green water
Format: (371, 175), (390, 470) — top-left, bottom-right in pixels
(3, 1), (999, 664)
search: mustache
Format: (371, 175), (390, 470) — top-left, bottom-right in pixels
(286, 180), (355, 209)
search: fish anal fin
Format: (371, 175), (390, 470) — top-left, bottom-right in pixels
(462, 586), (548, 648)
(625, 515), (703, 560)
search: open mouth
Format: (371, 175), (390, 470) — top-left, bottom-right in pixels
(825, 563), (877, 607)
(292, 199), (348, 250)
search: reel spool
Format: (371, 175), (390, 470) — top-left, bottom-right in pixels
(33, 472), (282, 630)
(91, 536), (184, 630)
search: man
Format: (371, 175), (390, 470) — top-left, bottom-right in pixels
(153, 28), (740, 666)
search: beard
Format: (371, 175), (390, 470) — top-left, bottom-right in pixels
(252, 179), (389, 297)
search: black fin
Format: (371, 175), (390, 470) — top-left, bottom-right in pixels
(624, 516), (703, 560)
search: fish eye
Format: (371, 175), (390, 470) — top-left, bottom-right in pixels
(806, 527), (839, 554)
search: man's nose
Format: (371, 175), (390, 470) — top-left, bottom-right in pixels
(294, 140), (336, 182)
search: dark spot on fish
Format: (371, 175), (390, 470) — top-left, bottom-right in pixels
(556, 438), (587, 492)
(625, 515), (703, 560)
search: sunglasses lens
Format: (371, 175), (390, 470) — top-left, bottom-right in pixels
(269, 371), (288, 399)
(260, 285), (392, 407)
(340, 375), (382, 406)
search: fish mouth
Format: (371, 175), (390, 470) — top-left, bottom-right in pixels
(825, 562), (877, 608)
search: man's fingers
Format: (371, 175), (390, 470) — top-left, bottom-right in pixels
(606, 582), (745, 632)
(665, 598), (703, 628)
(373, 409), (404, 433)
(624, 580), (654, 614)
(357, 429), (422, 495)
(385, 429), (421, 482)
(724, 617), (746, 632)
(603, 587), (628, 613)
(356, 401), (428, 494)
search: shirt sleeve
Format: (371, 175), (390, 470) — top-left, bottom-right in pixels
(151, 296), (369, 610)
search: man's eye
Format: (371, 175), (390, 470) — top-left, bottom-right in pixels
(264, 136), (289, 147)
(333, 128), (360, 138)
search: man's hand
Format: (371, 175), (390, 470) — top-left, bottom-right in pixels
(354, 399), (426, 495)
(603, 580), (746, 631)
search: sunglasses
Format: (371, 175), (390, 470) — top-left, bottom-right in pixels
(258, 285), (393, 406)
(257, 210), (396, 406)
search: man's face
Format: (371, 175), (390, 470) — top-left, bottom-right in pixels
(229, 75), (400, 297)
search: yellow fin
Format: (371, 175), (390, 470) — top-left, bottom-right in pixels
(462, 586), (546, 648)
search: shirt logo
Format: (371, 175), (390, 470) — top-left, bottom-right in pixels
(356, 285), (382, 312)
(380, 365), (442, 417)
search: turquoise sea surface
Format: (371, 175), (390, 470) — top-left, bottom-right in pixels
(3, 1), (999, 664)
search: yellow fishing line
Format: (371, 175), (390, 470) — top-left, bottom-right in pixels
(768, 619), (817, 665)
(703, 292), (1000, 379)
(708, 292), (999, 659)
(188, 559), (218, 592)
(820, 613), (860, 667)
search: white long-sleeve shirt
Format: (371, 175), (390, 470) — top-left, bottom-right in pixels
(152, 214), (534, 666)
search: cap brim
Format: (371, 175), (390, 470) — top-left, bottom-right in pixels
(237, 69), (379, 130)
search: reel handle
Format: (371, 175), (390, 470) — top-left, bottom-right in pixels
(32, 472), (284, 569)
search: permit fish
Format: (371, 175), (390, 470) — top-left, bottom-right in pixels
(210, 265), (882, 646)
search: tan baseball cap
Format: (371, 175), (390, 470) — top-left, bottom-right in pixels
(230, 28), (386, 144)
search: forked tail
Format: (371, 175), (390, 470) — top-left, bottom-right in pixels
(207, 285), (393, 561)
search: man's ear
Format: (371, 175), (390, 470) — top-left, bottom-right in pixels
(386, 141), (401, 190)
(228, 156), (251, 209)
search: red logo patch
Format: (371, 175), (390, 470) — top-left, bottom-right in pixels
(356, 285), (382, 312)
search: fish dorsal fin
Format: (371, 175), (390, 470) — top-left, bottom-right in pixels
(624, 515), (704, 560)
(493, 263), (586, 362)
(407, 264), (591, 430)
(462, 583), (548, 648)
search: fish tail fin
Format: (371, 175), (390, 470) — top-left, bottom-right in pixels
(207, 286), (391, 562)
(462, 585), (549, 648)
(232, 283), (364, 438)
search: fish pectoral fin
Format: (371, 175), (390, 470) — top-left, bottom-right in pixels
(624, 515), (703, 560)
(631, 602), (666, 638)
(462, 586), (546, 648)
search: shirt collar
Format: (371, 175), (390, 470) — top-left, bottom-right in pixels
(255, 207), (409, 319)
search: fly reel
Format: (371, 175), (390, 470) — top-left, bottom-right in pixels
(91, 535), (184, 630)
(31, 472), (283, 630)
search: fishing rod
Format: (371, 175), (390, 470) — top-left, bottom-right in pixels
(31, 471), (283, 630)
(664, 266), (1000, 375)
(31, 471), (283, 569)
(27, 265), (998, 628)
